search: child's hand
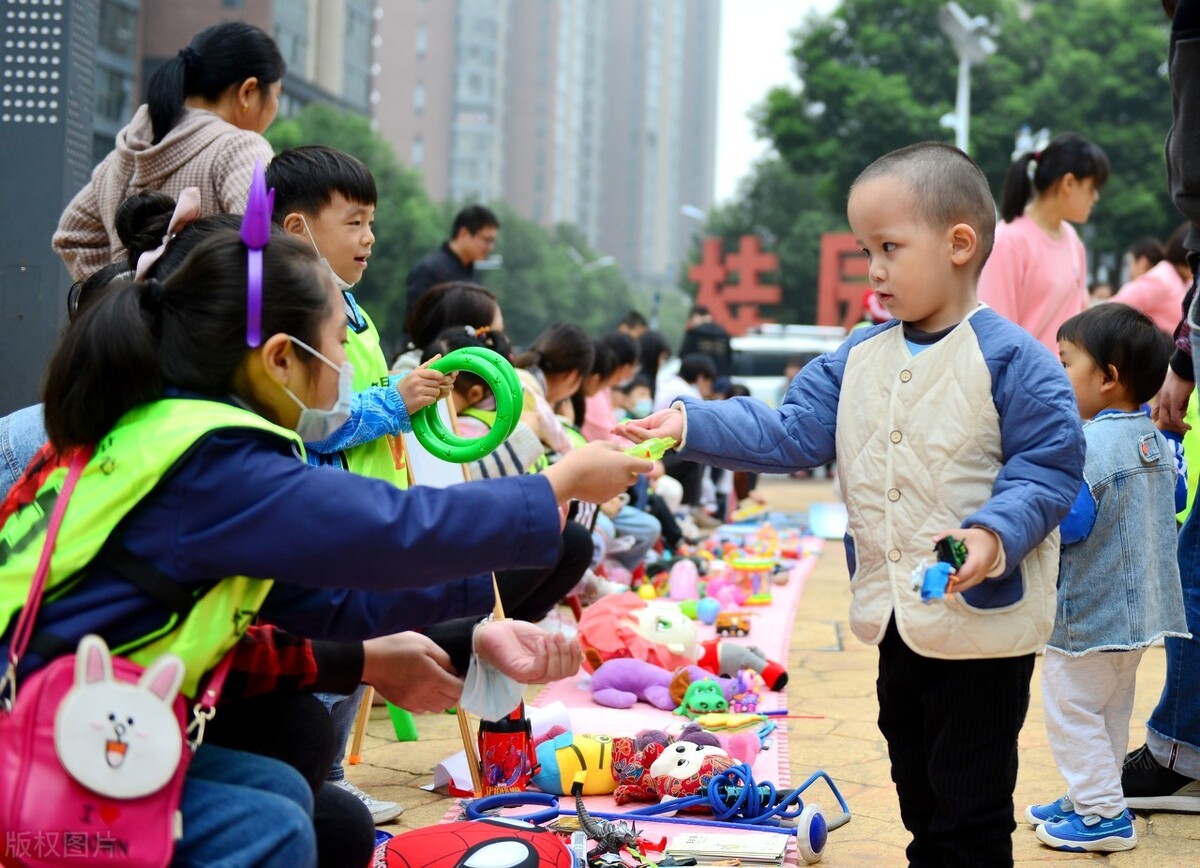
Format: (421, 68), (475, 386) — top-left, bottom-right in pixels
(935, 527), (1000, 595)
(618, 407), (684, 446)
(543, 441), (653, 505)
(398, 356), (455, 414)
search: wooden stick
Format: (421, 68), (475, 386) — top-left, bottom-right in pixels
(346, 685), (375, 765)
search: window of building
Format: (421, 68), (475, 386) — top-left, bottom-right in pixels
(273, 0), (311, 71)
(414, 82), (425, 114)
(416, 26), (427, 58)
(411, 138), (424, 167)
(93, 65), (131, 126)
(97, 0), (136, 59)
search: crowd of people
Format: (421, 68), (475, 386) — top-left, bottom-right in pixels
(3, 4), (1200, 866)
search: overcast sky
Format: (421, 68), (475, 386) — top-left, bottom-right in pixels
(714, 0), (839, 204)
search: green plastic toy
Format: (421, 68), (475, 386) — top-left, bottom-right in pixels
(410, 346), (523, 463)
(624, 437), (677, 461)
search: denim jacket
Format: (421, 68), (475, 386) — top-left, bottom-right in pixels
(0, 403), (46, 501)
(1050, 411), (1190, 654)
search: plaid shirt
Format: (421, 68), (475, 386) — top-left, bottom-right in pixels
(225, 625), (363, 701)
(53, 104), (274, 281)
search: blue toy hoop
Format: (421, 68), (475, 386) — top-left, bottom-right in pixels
(464, 792), (560, 826)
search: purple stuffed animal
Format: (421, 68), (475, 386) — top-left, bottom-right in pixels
(589, 659), (734, 710)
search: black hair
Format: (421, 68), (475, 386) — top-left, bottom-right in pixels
(513, 322), (595, 378)
(853, 141), (998, 268)
(406, 282), (498, 351)
(68, 264), (129, 321)
(451, 205), (500, 238)
(602, 331), (639, 368)
(637, 330), (672, 398)
(114, 192), (176, 270)
(689, 305), (711, 318)
(1165, 223), (1190, 268)
(588, 339), (619, 382)
(1057, 304), (1171, 405)
(726, 383), (751, 399)
(420, 325), (512, 398)
(267, 146), (378, 221)
(679, 353), (718, 384)
(44, 231), (328, 448)
(999, 133), (1110, 224)
(147, 22), (285, 144)
(1128, 237), (1165, 267)
(620, 310), (649, 330)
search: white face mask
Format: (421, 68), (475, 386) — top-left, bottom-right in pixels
(280, 335), (354, 443)
(300, 215), (356, 291)
(633, 398), (653, 418)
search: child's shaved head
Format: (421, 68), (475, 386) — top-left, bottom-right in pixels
(852, 142), (997, 271)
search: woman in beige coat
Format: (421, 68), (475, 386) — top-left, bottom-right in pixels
(53, 22), (284, 280)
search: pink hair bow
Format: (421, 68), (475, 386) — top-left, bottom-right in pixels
(134, 187), (203, 281)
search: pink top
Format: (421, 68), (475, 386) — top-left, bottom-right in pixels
(978, 215), (1088, 355)
(1110, 259), (1187, 333)
(582, 388), (626, 443)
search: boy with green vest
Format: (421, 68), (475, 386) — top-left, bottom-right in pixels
(266, 146), (447, 823)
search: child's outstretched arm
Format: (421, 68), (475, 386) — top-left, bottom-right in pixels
(622, 336), (858, 473)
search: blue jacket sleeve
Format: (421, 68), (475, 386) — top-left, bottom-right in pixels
(304, 382), (411, 464)
(675, 327), (875, 473)
(1162, 429), (1189, 513)
(126, 433), (563, 640)
(965, 314), (1087, 573)
(1059, 482), (1097, 545)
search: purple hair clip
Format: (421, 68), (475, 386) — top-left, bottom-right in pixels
(240, 160), (275, 347)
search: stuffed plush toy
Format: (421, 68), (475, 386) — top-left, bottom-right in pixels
(611, 730), (734, 806)
(530, 728), (617, 795)
(578, 592), (697, 673)
(695, 638), (788, 690)
(589, 659), (735, 711)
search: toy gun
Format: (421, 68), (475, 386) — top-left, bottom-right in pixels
(624, 437), (677, 461)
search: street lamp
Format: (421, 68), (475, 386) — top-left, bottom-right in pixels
(937, 2), (997, 154)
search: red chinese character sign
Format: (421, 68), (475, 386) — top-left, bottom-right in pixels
(817, 233), (870, 331)
(687, 236), (782, 336)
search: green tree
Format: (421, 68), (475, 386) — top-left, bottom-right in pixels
(266, 104), (443, 348)
(706, 0), (1175, 322)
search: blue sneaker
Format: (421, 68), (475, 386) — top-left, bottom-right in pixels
(1035, 809), (1137, 852)
(1024, 795), (1072, 826)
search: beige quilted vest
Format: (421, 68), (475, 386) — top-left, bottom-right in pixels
(835, 310), (1059, 658)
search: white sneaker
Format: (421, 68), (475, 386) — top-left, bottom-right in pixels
(333, 779), (403, 824)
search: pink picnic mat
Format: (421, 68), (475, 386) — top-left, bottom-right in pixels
(437, 536), (824, 864)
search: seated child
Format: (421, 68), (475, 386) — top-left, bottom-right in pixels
(1027, 303), (1189, 853)
(623, 142), (1086, 867)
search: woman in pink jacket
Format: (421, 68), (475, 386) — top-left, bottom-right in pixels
(979, 133), (1110, 356)
(53, 22), (283, 280)
(1111, 224), (1192, 333)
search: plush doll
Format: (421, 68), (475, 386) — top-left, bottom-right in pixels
(695, 638), (788, 690)
(611, 731), (735, 806)
(673, 679), (728, 718)
(589, 659), (735, 711)
(530, 728), (617, 795)
(578, 592), (698, 673)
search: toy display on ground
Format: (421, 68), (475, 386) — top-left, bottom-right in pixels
(412, 515), (847, 866)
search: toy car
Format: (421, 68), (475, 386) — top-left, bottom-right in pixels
(715, 613), (751, 637)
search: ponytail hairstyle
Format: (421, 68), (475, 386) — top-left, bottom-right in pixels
(147, 22), (286, 144)
(420, 325), (513, 399)
(43, 231), (327, 449)
(999, 133), (1110, 223)
(406, 281), (499, 350)
(513, 322), (595, 380)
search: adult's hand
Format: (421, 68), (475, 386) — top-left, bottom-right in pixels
(474, 620), (582, 684)
(1153, 367), (1195, 433)
(362, 632), (462, 713)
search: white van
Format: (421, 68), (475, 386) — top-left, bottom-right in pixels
(661, 323), (848, 407)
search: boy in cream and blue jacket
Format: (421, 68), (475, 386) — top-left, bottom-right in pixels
(624, 142), (1085, 867)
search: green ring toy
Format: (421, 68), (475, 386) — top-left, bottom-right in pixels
(410, 346), (523, 463)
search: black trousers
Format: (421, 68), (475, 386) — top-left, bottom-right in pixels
(876, 619), (1034, 868)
